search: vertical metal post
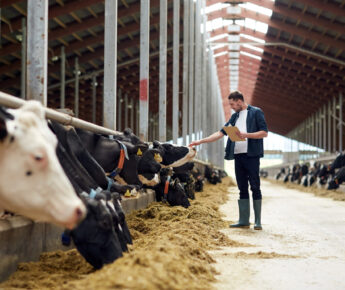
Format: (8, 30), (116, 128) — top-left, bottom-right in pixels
(27, 0), (48, 105)
(21, 18), (26, 99)
(188, 0), (195, 143)
(328, 100), (331, 152)
(74, 57), (79, 117)
(130, 97), (134, 130)
(323, 105), (326, 150)
(201, 3), (207, 160)
(92, 75), (97, 124)
(333, 96), (336, 152)
(311, 114), (314, 147)
(182, 0), (189, 145)
(60, 46), (65, 108)
(172, 0), (180, 143)
(124, 94), (128, 129)
(339, 93), (343, 152)
(139, 0), (150, 141)
(159, 0), (167, 141)
(103, 0), (118, 129)
(318, 110), (322, 149)
(194, 0), (201, 142)
(118, 89), (122, 131)
(136, 100), (139, 135)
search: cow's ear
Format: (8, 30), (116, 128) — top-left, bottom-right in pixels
(0, 117), (7, 141)
(123, 128), (132, 135)
(153, 140), (160, 148)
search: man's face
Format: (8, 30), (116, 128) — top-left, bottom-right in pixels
(229, 99), (243, 113)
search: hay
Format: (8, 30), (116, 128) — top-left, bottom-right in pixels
(1, 177), (245, 290)
(269, 179), (345, 201)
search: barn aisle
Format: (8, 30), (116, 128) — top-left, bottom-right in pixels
(212, 180), (345, 290)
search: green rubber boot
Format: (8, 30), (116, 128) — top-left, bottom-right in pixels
(253, 199), (262, 230)
(230, 199), (250, 228)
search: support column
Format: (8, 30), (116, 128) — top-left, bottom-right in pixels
(74, 57), (79, 117)
(201, 4), (208, 160)
(124, 94), (128, 129)
(323, 105), (326, 150)
(159, 0), (167, 141)
(130, 97), (134, 130)
(182, 0), (189, 145)
(172, 0), (180, 144)
(60, 46), (65, 108)
(139, 0), (150, 141)
(194, 0), (201, 142)
(339, 93), (343, 152)
(333, 97), (336, 152)
(118, 89), (122, 131)
(188, 0), (195, 142)
(21, 18), (26, 99)
(92, 75), (97, 124)
(27, 0), (48, 105)
(103, 0), (118, 130)
(328, 100), (331, 152)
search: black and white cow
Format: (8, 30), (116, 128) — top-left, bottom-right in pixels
(0, 102), (86, 229)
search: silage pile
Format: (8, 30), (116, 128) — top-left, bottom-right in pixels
(269, 179), (345, 201)
(1, 177), (243, 290)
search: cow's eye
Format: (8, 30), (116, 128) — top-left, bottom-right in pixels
(26, 171), (32, 176)
(9, 136), (15, 143)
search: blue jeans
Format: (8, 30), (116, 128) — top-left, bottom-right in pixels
(234, 153), (262, 200)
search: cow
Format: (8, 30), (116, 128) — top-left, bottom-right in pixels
(328, 166), (345, 190)
(173, 162), (196, 199)
(152, 141), (197, 168)
(0, 102), (86, 229)
(205, 165), (221, 184)
(64, 194), (123, 270)
(154, 168), (190, 208)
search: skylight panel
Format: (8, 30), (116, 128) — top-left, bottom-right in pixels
(240, 51), (262, 61)
(239, 3), (273, 17)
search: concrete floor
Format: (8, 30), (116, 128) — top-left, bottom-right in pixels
(211, 180), (345, 290)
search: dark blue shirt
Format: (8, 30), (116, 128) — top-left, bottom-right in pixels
(220, 105), (268, 160)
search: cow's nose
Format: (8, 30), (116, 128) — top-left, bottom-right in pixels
(191, 147), (196, 152)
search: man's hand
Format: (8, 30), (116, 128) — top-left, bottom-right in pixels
(189, 140), (201, 147)
(235, 131), (248, 140)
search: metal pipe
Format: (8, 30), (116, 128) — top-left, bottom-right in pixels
(333, 97), (336, 153)
(118, 89), (122, 131)
(92, 75), (97, 124)
(182, 0), (189, 146)
(188, 0), (195, 143)
(328, 101), (331, 153)
(103, 0), (118, 130)
(339, 93), (343, 152)
(60, 46), (65, 108)
(323, 105), (326, 150)
(172, 0), (180, 144)
(48, 45), (182, 90)
(21, 18), (26, 100)
(124, 93), (128, 129)
(27, 0), (48, 105)
(130, 97), (134, 130)
(209, 42), (345, 66)
(0, 91), (120, 135)
(139, 0), (150, 141)
(159, 0), (167, 142)
(194, 0), (201, 143)
(74, 57), (79, 118)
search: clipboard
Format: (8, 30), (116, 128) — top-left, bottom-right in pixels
(223, 126), (246, 142)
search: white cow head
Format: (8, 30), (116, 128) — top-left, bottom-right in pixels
(0, 101), (86, 229)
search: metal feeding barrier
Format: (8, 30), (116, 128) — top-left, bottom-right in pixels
(0, 91), (121, 136)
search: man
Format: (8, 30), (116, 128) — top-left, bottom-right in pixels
(189, 91), (268, 230)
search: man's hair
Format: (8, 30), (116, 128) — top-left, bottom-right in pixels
(228, 91), (244, 101)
